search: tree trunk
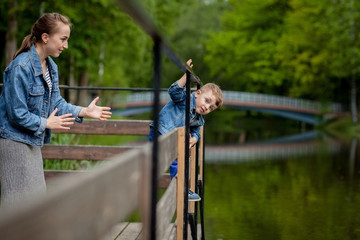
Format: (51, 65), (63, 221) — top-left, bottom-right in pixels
(5, 0), (18, 66)
(350, 0), (357, 124)
(351, 76), (357, 124)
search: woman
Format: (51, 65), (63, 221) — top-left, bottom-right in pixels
(0, 13), (112, 208)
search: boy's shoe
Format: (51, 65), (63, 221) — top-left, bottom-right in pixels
(188, 189), (201, 202)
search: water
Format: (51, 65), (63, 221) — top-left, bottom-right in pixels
(203, 139), (360, 240)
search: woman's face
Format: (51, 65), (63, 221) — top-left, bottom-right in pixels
(46, 22), (70, 58)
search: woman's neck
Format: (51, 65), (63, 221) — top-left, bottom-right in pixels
(34, 43), (48, 74)
(35, 43), (48, 61)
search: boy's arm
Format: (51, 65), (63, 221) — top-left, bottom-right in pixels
(177, 59), (193, 88)
(190, 125), (201, 144)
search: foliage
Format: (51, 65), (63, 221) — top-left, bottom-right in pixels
(1, 0), (360, 105)
(161, 0), (228, 87)
(204, 0), (360, 105)
(276, 0), (360, 101)
(205, 0), (289, 94)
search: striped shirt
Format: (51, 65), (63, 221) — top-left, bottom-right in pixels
(44, 67), (52, 92)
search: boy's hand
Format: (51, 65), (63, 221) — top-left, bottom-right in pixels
(189, 134), (197, 149)
(178, 59), (194, 88)
(186, 59), (193, 69)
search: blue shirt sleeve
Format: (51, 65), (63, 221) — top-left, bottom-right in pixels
(168, 81), (186, 103)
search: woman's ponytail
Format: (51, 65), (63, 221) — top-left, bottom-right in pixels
(12, 34), (35, 59)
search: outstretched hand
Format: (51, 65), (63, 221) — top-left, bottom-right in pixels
(80, 96), (112, 120)
(46, 108), (75, 130)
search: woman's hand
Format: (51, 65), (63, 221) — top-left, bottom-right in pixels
(46, 108), (75, 129)
(79, 96), (112, 120)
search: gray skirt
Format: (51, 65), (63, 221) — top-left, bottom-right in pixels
(0, 137), (46, 208)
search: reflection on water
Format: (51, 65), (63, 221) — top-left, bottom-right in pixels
(205, 131), (341, 163)
(204, 139), (360, 240)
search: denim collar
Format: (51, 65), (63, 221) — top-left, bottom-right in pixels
(191, 92), (196, 113)
(29, 44), (57, 77)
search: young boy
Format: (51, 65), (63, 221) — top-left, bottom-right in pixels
(149, 59), (223, 201)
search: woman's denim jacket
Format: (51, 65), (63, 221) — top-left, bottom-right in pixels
(0, 45), (82, 147)
(150, 81), (204, 141)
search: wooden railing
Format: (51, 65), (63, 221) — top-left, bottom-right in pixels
(0, 119), (204, 239)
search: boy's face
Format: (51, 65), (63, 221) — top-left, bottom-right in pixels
(194, 89), (218, 115)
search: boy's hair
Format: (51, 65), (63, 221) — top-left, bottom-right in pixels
(200, 83), (223, 108)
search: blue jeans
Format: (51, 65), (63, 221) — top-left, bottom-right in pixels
(149, 128), (178, 179)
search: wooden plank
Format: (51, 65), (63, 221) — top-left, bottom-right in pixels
(44, 170), (171, 188)
(158, 173), (171, 189)
(156, 179), (177, 240)
(52, 119), (151, 135)
(157, 129), (178, 174)
(100, 222), (128, 240)
(41, 145), (138, 160)
(44, 170), (89, 181)
(117, 223), (142, 240)
(165, 223), (176, 240)
(140, 129), (178, 240)
(0, 148), (146, 240)
(176, 127), (185, 240)
(199, 126), (204, 183)
(189, 146), (197, 212)
(138, 143), (152, 240)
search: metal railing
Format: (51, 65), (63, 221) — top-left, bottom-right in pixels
(116, 1), (203, 239)
(124, 90), (343, 113)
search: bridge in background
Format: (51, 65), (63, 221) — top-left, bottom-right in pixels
(114, 91), (344, 125)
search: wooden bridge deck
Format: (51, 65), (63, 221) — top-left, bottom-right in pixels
(0, 119), (204, 239)
(101, 222), (201, 240)
(101, 222), (144, 240)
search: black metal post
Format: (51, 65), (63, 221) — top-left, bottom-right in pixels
(183, 70), (191, 239)
(150, 36), (161, 240)
(193, 141), (200, 237)
(200, 123), (206, 240)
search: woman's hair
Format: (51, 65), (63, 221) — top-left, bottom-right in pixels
(13, 13), (71, 59)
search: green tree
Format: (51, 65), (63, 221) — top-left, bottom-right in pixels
(162, 0), (228, 88)
(204, 0), (290, 94)
(276, 0), (360, 104)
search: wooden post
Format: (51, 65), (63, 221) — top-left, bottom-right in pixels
(189, 146), (197, 213)
(139, 144), (152, 240)
(199, 126), (204, 184)
(176, 127), (185, 240)
(198, 126), (205, 239)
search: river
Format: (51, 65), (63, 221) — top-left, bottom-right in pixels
(202, 114), (360, 240)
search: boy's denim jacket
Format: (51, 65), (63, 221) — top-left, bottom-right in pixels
(0, 45), (82, 147)
(150, 81), (204, 141)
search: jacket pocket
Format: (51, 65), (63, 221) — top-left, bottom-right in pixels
(28, 84), (45, 111)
